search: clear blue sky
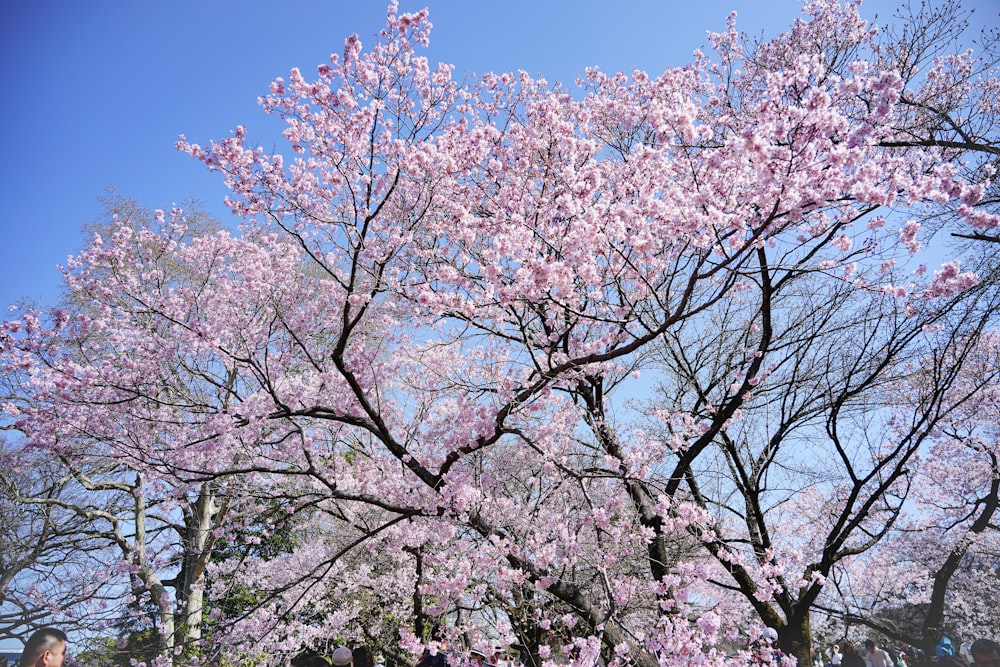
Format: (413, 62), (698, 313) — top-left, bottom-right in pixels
(0, 0), (998, 312)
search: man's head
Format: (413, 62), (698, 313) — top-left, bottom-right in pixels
(865, 640), (876, 653)
(19, 628), (67, 667)
(331, 647), (353, 667)
(300, 657), (330, 667)
(938, 657), (966, 667)
(971, 639), (1000, 667)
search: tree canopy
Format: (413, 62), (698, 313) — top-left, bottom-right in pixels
(2, 2), (998, 666)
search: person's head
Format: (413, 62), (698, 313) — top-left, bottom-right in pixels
(19, 628), (67, 667)
(865, 640), (876, 653)
(300, 656), (330, 667)
(331, 647), (353, 667)
(351, 646), (373, 667)
(929, 628), (943, 641)
(842, 642), (858, 656)
(936, 657), (965, 667)
(971, 640), (1000, 667)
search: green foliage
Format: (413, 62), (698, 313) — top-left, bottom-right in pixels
(204, 499), (303, 630)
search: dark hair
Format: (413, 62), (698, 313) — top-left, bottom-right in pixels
(300, 657), (330, 667)
(352, 647), (373, 667)
(865, 640), (876, 649)
(937, 657), (965, 667)
(20, 628), (67, 667)
(842, 642), (858, 656)
(972, 640), (1000, 657)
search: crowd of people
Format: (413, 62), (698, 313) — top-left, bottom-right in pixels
(816, 633), (1000, 667)
(746, 626), (1000, 667)
(317, 628), (1000, 667)
(12, 625), (1000, 667)
(298, 641), (512, 667)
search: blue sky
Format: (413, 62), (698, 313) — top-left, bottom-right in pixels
(0, 0), (998, 312)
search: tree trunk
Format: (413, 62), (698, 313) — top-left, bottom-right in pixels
(178, 482), (221, 652)
(779, 614), (812, 667)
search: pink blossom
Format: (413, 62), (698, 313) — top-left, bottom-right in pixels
(832, 234), (853, 252)
(899, 220), (922, 253)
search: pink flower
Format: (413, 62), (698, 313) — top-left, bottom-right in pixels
(899, 220), (922, 253)
(832, 234), (853, 252)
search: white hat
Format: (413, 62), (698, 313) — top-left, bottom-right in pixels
(331, 647), (354, 666)
(763, 627), (779, 641)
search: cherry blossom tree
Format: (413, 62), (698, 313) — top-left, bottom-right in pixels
(0, 436), (127, 642)
(646, 260), (999, 659)
(814, 329), (1000, 651)
(3, 2), (999, 666)
(874, 0), (1000, 245)
(0, 198), (271, 666)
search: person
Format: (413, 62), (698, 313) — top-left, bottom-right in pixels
(415, 650), (447, 667)
(930, 629), (955, 661)
(970, 640), (1000, 667)
(902, 642), (926, 667)
(301, 656), (331, 667)
(961, 641), (975, 665)
(842, 642), (866, 667)
(352, 646), (374, 667)
(884, 644), (900, 667)
(489, 645), (508, 667)
(416, 626), (449, 667)
(751, 628), (786, 665)
(934, 657), (964, 667)
(18, 628), (67, 667)
(828, 645), (843, 667)
(865, 640), (893, 667)
(332, 646), (354, 667)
